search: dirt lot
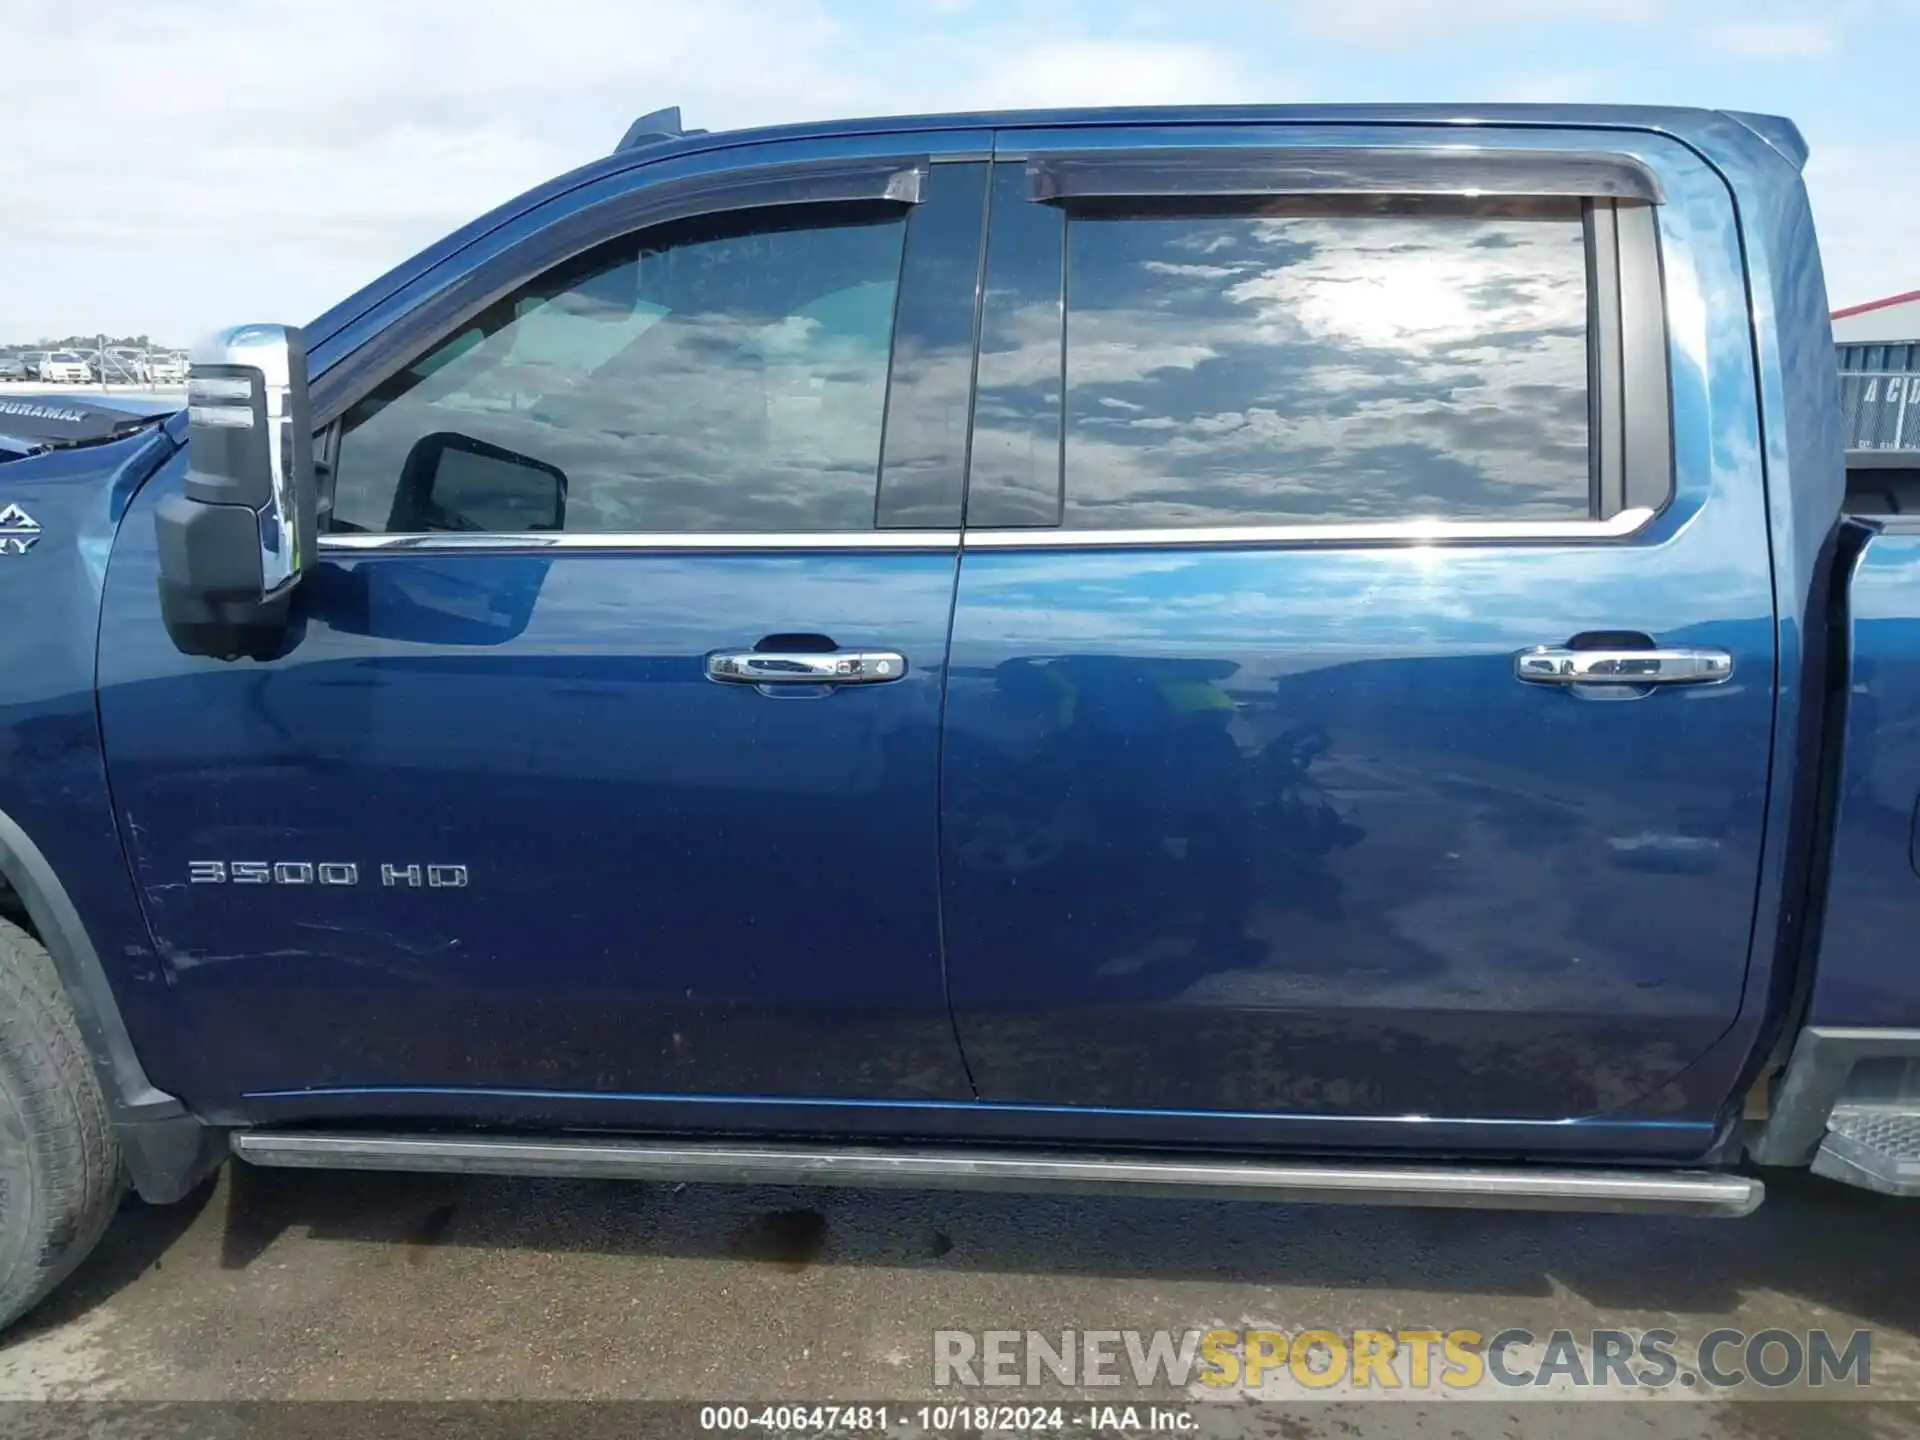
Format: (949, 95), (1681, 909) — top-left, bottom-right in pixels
(0, 1159), (1915, 1437)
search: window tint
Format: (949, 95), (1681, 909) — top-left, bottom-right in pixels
(1058, 197), (1593, 529)
(330, 205), (907, 535)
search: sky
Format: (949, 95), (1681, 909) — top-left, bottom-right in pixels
(2, 0), (1914, 344)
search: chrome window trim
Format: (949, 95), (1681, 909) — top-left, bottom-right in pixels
(960, 507), (1656, 550)
(317, 529), (964, 554)
(314, 507), (1658, 555)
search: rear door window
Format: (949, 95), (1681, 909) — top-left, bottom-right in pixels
(964, 156), (1668, 533)
(1063, 197), (1592, 528)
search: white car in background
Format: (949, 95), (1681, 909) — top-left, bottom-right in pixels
(147, 352), (188, 384)
(36, 351), (92, 383)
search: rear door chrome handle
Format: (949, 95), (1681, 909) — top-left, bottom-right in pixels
(706, 649), (908, 685)
(1515, 646), (1734, 686)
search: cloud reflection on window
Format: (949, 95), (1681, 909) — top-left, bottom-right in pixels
(333, 215), (905, 535)
(1061, 200), (1593, 529)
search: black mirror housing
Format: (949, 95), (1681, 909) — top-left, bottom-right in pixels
(157, 325), (316, 658)
(389, 431), (568, 534)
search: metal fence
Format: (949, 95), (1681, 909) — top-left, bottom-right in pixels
(1840, 342), (1920, 453)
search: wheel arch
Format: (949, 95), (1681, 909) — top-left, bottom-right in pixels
(0, 803), (224, 1202)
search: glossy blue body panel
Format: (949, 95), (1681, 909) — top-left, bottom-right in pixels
(1631, 110), (1847, 1109)
(939, 124), (1777, 1126)
(0, 104), (1850, 1162)
(942, 553), (1773, 1119)
(98, 459), (970, 1102)
(0, 426), (205, 1100)
(1809, 524), (1920, 1027)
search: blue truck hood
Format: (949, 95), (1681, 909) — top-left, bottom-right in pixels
(0, 395), (177, 462)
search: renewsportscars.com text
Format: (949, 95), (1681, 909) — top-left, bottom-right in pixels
(933, 1327), (1872, 1395)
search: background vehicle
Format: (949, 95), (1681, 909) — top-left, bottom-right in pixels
(35, 349), (91, 383)
(0, 101), (1911, 1334)
(0, 356), (27, 382)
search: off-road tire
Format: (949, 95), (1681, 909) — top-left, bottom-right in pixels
(0, 917), (121, 1331)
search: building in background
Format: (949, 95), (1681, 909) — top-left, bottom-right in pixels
(1836, 291), (1920, 346)
(1836, 291), (1920, 455)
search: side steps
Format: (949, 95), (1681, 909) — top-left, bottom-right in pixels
(1750, 1027), (1920, 1196)
(231, 1132), (1763, 1218)
(1813, 1106), (1920, 1196)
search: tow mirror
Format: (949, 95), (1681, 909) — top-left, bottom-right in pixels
(155, 324), (316, 659)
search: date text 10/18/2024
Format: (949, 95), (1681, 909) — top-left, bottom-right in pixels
(699, 1405), (1196, 1433)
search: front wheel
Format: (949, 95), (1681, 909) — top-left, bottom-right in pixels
(0, 917), (122, 1331)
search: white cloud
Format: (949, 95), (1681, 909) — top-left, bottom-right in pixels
(964, 38), (1265, 111)
(1806, 142), (1920, 309)
(0, 0), (884, 337)
(1704, 19), (1840, 58)
(1287, 0), (1653, 49)
(0, 2), (1267, 340)
(1493, 72), (1608, 104)
(0, 0), (1905, 343)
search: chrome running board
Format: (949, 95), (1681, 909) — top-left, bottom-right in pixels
(231, 1132), (1762, 1217)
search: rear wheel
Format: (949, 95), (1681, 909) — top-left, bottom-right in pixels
(0, 917), (122, 1331)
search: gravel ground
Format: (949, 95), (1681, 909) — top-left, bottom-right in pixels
(0, 1160), (1914, 1437)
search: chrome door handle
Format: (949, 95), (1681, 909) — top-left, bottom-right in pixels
(1515, 646), (1734, 686)
(706, 649), (908, 685)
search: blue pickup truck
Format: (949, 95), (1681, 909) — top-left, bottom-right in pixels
(1, 101), (1914, 1330)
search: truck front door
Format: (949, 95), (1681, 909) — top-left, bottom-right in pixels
(98, 147), (990, 1113)
(938, 129), (1777, 1141)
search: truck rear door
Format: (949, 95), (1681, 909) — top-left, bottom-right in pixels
(938, 125), (1777, 1142)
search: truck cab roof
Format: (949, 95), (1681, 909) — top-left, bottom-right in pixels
(309, 102), (1810, 360)
(601, 101), (1805, 160)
